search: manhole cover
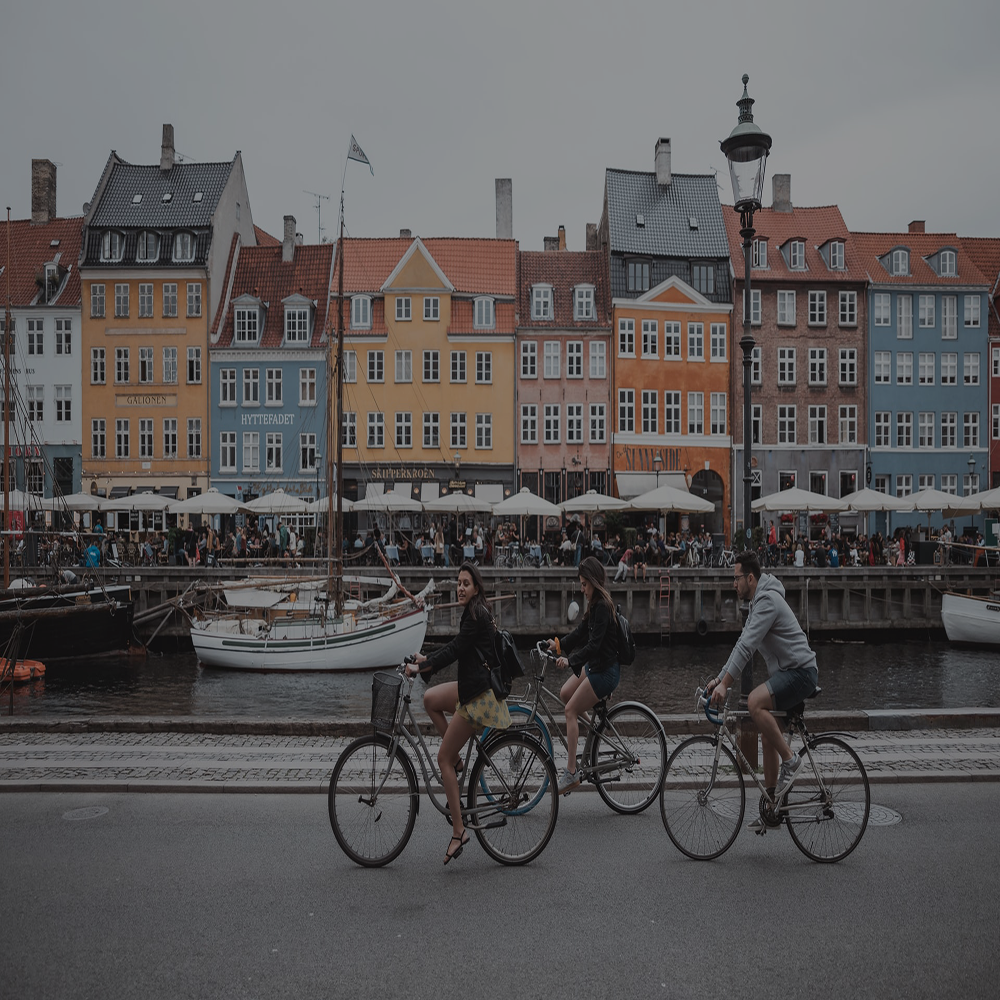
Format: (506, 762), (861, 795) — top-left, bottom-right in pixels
(866, 804), (902, 827)
(63, 806), (109, 821)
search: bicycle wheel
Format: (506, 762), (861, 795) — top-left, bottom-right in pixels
(589, 702), (666, 814)
(785, 736), (870, 863)
(480, 704), (553, 813)
(467, 731), (558, 866)
(328, 734), (419, 868)
(659, 736), (744, 860)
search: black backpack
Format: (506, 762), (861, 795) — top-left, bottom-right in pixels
(488, 628), (525, 700)
(615, 605), (636, 666)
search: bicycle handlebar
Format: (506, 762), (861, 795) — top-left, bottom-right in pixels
(695, 686), (725, 726)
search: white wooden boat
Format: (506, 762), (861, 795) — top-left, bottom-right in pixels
(941, 591), (1000, 648)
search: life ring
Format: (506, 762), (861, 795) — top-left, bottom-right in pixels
(696, 619), (709, 638)
(1, 658), (46, 682)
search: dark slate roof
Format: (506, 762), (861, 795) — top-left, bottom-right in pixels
(605, 169), (729, 259)
(88, 157), (235, 228)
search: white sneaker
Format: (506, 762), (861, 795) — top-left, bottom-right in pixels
(776, 753), (803, 797)
(556, 769), (580, 795)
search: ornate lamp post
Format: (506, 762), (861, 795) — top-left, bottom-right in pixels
(721, 74), (772, 545)
(653, 453), (662, 488)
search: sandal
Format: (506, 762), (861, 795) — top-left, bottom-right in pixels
(444, 832), (469, 865)
(453, 759), (464, 775)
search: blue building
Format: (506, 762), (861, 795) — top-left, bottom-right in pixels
(855, 225), (990, 532)
(209, 217), (334, 507)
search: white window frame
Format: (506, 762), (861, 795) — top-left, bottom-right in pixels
(573, 286), (594, 320)
(839, 290), (857, 326)
(395, 411), (412, 449)
(475, 413), (492, 450)
(589, 403), (606, 443)
(942, 295), (958, 339)
(641, 391), (657, 434)
(918, 352), (935, 385)
(664, 392), (681, 434)
(520, 404), (538, 444)
(424, 296), (440, 322)
(941, 412), (957, 448)
(839, 348), (857, 386)
(351, 295), (372, 330)
(163, 418), (178, 459)
(285, 307), (309, 343)
(422, 350), (439, 383)
(220, 432), (236, 473)
(543, 341), (560, 378)
(808, 348), (827, 386)
(839, 405), (857, 444)
(618, 318), (635, 356)
(710, 392), (726, 435)
(589, 341), (607, 378)
(897, 294), (913, 338)
(777, 290), (796, 326)
(367, 412), (385, 448)
(896, 352), (913, 385)
(808, 290), (827, 325)
(919, 294), (936, 329)
(687, 322), (704, 361)
(423, 412), (440, 448)
(543, 404), (561, 444)
(965, 295), (981, 328)
(687, 391), (704, 435)
(299, 367), (316, 406)
(941, 353), (958, 385)
(367, 350), (384, 383)
(808, 405), (827, 445)
(521, 341), (537, 379)
(242, 432), (260, 472)
(618, 389), (635, 433)
(451, 351), (466, 383)
(567, 341), (583, 378)
(395, 296), (411, 322)
(243, 368), (260, 405)
(395, 350), (412, 383)
(265, 368), (283, 405)
(777, 347), (796, 386)
(473, 297), (494, 329)
(566, 403), (583, 443)
(641, 320), (658, 358)
(531, 286), (553, 320)
(874, 293), (891, 326)
(475, 351), (492, 384)
(234, 307), (259, 343)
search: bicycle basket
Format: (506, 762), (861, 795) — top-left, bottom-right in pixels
(371, 671), (403, 732)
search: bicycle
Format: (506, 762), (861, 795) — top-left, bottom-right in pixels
(329, 661), (559, 868)
(714, 549), (735, 569)
(659, 686), (869, 863)
(495, 643), (667, 814)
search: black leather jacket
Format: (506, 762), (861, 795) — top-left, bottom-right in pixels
(422, 602), (494, 704)
(561, 600), (618, 674)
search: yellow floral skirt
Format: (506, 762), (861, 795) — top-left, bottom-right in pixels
(455, 690), (511, 733)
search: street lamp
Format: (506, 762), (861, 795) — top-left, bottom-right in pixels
(968, 453), (977, 493)
(721, 73), (772, 546)
(653, 453), (662, 487)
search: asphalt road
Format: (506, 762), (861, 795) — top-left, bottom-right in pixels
(3, 784), (998, 1000)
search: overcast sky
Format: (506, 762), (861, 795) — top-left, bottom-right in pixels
(4, 0), (999, 252)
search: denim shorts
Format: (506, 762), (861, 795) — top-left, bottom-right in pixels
(585, 661), (621, 700)
(765, 666), (819, 711)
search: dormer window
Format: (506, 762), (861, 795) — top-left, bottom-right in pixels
(193, 192), (203, 203)
(234, 304), (260, 343)
(940, 250), (957, 276)
(351, 295), (372, 330)
(752, 239), (767, 268)
(136, 231), (159, 262)
(789, 240), (806, 269)
(574, 286), (595, 320)
(284, 301), (311, 343)
(891, 248), (909, 275)
(172, 232), (196, 262)
(829, 241), (845, 270)
(474, 297), (495, 329)
(100, 231), (125, 262)
(532, 286), (553, 320)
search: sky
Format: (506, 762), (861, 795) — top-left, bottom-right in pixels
(3, 0), (1000, 252)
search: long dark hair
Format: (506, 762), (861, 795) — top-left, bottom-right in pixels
(578, 556), (615, 619)
(458, 561), (491, 620)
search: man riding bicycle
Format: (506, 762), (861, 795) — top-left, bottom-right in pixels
(706, 551), (819, 832)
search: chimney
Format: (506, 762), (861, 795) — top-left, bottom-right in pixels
(31, 159), (57, 225)
(655, 138), (671, 187)
(543, 236), (559, 252)
(160, 124), (175, 172)
(282, 215), (296, 262)
(495, 178), (512, 239)
(772, 174), (792, 213)
(400, 228), (411, 239)
(908, 220), (925, 234)
(557, 225), (566, 251)
(295, 232), (304, 246)
(585, 223), (598, 252)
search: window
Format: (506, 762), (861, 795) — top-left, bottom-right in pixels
(918, 412), (935, 449)
(839, 348), (857, 385)
(919, 474), (935, 492)
(115, 347), (130, 384)
(220, 432), (236, 472)
(808, 348), (827, 386)
(808, 405), (827, 444)
(751, 346), (762, 385)
(627, 261), (649, 291)
(422, 350), (439, 383)
(641, 320), (658, 358)
(641, 391), (657, 434)
(395, 412), (412, 448)
(829, 241), (845, 269)
(115, 283), (129, 318)
(964, 412), (980, 448)
(423, 412), (439, 448)
(451, 351), (466, 383)
(343, 351), (357, 383)
(940, 250), (957, 276)
(451, 412), (467, 448)
(839, 291), (857, 326)
(687, 323), (704, 360)
(896, 412), (913, 448)
(285, 307), (309, 343)
(567, 341), (583, 378)
(299, 368), (316, 405)
(965, 295), (981, 327)
(910, 352), (934, 387)
(163, 347), (177, 384)
(367, 350), (384, 383)
(808, 290), (827, 325)
(664, 322), (681, 359)
(394, 350), (412, 383)
(91, 348), (106, 384)
(710, 324), (727, 361)
(532, 286), (553, 319)
(778, 405), (796, 443)
(115, 418), (130, 458)
(874, 351), (891, 384)
(368, 412), (385, 448)
(752, 239), (767, 268)
(235, 307), (259, 343)
(25, 318), (43, 355)
(963, 353), (980, 386)
(242, 431), (259, 471)
(574, 287), (594, 320)
(589, 404), (606, 443)
(664, 392), (681, 434)
(299, 433), (317, 473)
(941, 474), (957, 494)
(897, 295), (913, 338)
(423, 296), (440, 321)
(710, 393), (726, 435)
(994, 347), (1000, 378)
(618, 318), (635, 355)
(139, 419), (154, 458)
(742, 288), (761, 325)
(543, 342), (560, 378)
(964, 473), (980, 496)
(751, 404), (762, 445)
(618, 389), (635, 433)
(139, 283), (153, 318)
(92, 419), (106, 458)
(567, 404), (583, 443)
(919, 295), (935, 328)
(55, 385), (71, 423)
(187, 419), (202, 458)
(692, 264), (714, 294)
(243, 368), (259, 404)
(521, 341), (537, 378)
(590, 341), (607, 378)
(896, 352), (913, 385)
(475, 352), (492, 383)
(475, 413), (492, 449)
(91, 283), (105, 318)
(395, 296), (411, 321)
(187, 283), (202, 317)
(993, 404), (1000, 442)
(789, 241), (805, 269)
(473, 297), (494, 328)
(101, 231), (124, 262)
(778, 347), (796, 385)
(27, 385), (43, 422)
(220, 368), (236, 405)
(265, 368), (282, 405)
(873, 475), (889, 494)
(163, 283), (177, 318)
(351, 296), (371, 329)
(896, 474), (913, 498)
(173, 233), (195, 261)
(874, 293), (891, 326)
(941, 353), (958, 385)
(942, 295), (957, 339)
(941, 412), (957, 448)
(342, 412), (357, 448)
(187, 347), (201, 384)
(687, 392), (704, 435)
(874, 412), (891, 448)
(839, 405), (857, 444)
(543, 404), (561, 443)
(891, 248), (909, 275)
(777, 290), (796, 325)
(139, 346), (154, 383)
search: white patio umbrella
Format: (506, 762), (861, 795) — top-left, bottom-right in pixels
(967, 485), (1000, 512)
(627, 484), (715, 514)
(492, 487), (562, 518)
(169, 488), (249, 516)
(245, 489), (314, 514)
(40, 491), (102, 512)
(0, 489), (44, 511)
(560, 490), (631, 514)
(310, 494), (354, 513)
(842, 488), (915, 513)
(353, 489), (423, 513)
(101, 492), (175, 512)
(907, 487), (980, 519)
(423, 492), (494, 513)
(752, 487), (849, 514)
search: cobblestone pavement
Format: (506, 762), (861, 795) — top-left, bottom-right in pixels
(0, 727), (997, 792)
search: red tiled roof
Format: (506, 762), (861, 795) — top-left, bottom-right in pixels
(518, 250), (611, 328)
(960, 236), (1000, 338)
(724, 205), (866, 283)
(254, 225), (281, 247)
(214, 241), (335, 349)
(1, 216), (83, 307)
(851, 231), (989, 287)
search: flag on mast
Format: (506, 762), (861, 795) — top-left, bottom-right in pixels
(348, 135), (373, 175)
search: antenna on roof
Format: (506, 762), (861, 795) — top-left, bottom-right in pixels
(304, 190), (330, 244)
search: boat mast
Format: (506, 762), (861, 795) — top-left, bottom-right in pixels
(3, 208), (10, 590)
(330, 193), (346, 618)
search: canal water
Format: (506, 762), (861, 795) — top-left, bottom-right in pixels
(5, 640), (998, 718)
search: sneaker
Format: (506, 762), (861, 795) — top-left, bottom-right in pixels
(556, 769), (581, 795)
(776, 753), (802, 797)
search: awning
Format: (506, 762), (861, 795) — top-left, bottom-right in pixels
(158, 486), (179, 499)
(614, 472), (687, 499)
(109, 486), (131, 498)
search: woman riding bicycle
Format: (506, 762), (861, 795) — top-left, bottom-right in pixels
(407, 561), (510, 863)
(546, 556), (620, 794)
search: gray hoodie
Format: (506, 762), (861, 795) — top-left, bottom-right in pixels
(720, 574), (818, 682)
